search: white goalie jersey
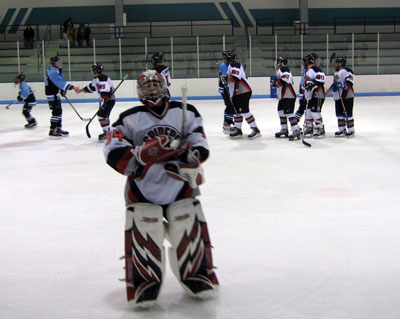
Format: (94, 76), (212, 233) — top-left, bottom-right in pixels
(103, 101), (209, 206)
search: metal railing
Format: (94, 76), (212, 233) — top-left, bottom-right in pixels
(1, 32), (400, 83)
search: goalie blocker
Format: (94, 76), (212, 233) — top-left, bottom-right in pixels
(124, 198), (219, 308)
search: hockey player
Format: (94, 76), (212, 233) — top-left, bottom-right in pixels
(329, 57), (355, 137)
(80, 63), (116, 141)
(14, 72), (37, 128)
(45, 56), (80, 137)
(303, 53), (326, 138)
(151, 52), (171, 97)
(103, 70), (219, 308)
(271, 57), (301, 140)
(223, 50), (261, 139)
(219, 50), (235, 134)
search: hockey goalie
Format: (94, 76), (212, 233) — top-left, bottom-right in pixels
(103, 70), (219, 308)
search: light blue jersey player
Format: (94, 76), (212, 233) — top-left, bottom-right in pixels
(45, 56), (80, 137)
(15, 72), (37, 128)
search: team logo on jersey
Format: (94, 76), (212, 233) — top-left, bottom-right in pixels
(143, 125), (181, 141)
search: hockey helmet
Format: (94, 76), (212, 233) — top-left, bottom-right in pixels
(335, 56), (346, 69)
(224, 50), (237, 63)
(275, 56), (288, 68)
(151, 52), (165, 65)
(137, 70), (168, 107)
(302, 53), (317, 68)
(14, 72), (26, 84)
(50, 56), (61, 66)
(92, 63), (104, 74)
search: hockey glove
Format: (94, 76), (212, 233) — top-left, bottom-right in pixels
(17, 95), (23, 101)
(270, 79), (279, 88)
(305, 80), (317, 92)
(135, 135), (187, 167)
(60, 90), (67, 97)
(164, 148), (204, 188)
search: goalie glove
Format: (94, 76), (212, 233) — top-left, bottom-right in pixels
(135, 135), (187, 167)
(164, 148), (204, 188)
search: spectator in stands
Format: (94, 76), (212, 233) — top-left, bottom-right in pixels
(77, 23), (91, 47)
(66, 24), (76, 47)
(23, 26), (35, 49)
(62, 17), (73, 40)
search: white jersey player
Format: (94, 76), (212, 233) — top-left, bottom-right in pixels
(151, 52), (171, 97)
(271, 57), (300, 140)
(81, 63), (116, 141)
(103, 70), (218, 308)
(224, 50), (261, 139)
(303, 53), (326, 138)
(329, 57), (355, 137)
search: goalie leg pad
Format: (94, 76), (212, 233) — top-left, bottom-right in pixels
(166, 198), (219, 297)
(124, 203), (166, 307)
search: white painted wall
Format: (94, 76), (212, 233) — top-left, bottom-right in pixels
(1, 74), (399, 102)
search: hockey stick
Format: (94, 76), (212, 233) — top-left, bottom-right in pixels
(181, 85), (188, 140)
(86, 74), (128, 138)
(5, 100), (18, 109)
(301, 101), (312, 147)
(64, 95), (91, 121)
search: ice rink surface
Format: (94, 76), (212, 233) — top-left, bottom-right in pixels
(1, 96), (400, 319)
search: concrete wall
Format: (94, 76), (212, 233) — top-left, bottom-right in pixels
(1, 74), (400, 104)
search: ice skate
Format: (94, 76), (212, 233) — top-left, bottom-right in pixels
(98, 132), (108, 142)
(288, 129), (301, 141)
(229, 128), (243, 139)
(346, 130), (355, 138)
(25, 119), (37, 129)
(275, 128), (288, 138)
(222, 122), (235, 135)
(303, 126), (314, 138)
(313, 126), (325, 138)
(56, 128), (69, 136)
(248, 127), (261, 140)
(335, 129), (347, 137)
(49, 129), (62, 137)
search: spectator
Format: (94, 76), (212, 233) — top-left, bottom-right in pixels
(62, 17), (73, 40)
(66, 24), (76, 47)
(23, 26), (35, 49)
(77, 23), (91, 47)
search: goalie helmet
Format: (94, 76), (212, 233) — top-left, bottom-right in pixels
(14, 72), (25, 84)
(92, 63), (104, 74)
(50, 56), (61, 66)
(152, 52), (165, 65)
(137, 70), (169, 107)
(224, 50), (237, 63)
(274, 56), (288, 68)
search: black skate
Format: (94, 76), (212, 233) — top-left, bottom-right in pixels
(248, 127), (261, 140)
(56, 128), (69, 136)
(229, 128), (243, 139)
(313, 126), (325, 138)
(275, 129), (288, 138)
(49, 129), (62, 137)
(25, 119), (37, 129)
(98, 132), (108, 142)
(346, 130), (355, 138)
(335, 129), (346, 137)
(288, 129), (301, 141)
(303, 126), (314, 138)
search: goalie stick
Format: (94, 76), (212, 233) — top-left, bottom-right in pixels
(86, 74), (128, 138)
(64, 96), (91, 121)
